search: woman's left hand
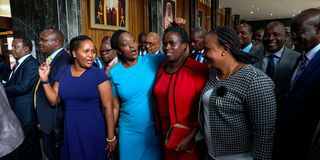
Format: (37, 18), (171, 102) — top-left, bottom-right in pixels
(106, 139), (117, 152)
(175, 136), (192, 152)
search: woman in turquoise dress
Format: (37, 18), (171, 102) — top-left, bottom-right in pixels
(38, 35), (116, 160)
(109, 30), (166, 160)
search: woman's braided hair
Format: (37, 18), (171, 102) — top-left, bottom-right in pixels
(212, 26), (257, 64)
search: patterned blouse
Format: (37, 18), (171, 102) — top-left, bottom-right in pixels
(198, 64), (277, 160)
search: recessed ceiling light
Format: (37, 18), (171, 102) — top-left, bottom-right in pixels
(250, 11), (254, 14)
(270, 13), (273, 16)
(251, 5), (254, 8)
(257, 8), (260, 11)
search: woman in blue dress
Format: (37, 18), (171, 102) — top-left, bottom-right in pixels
(109, 30), (166, 160)
(38, 35), (116, 160)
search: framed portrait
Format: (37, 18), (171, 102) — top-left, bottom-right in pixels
(90, 0), (128, 30)
(163, 0), (176, 30)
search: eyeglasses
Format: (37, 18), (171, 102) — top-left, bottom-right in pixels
(100, 49), (113, 55)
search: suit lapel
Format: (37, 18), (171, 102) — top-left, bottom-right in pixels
(253, 48), (264, 69)
(300, 49), (320, 79)
(274, 47), (290, 75)
(10, 56), (32, 81)
(49, 50), (64, 66)
(291, 50), (320, 91)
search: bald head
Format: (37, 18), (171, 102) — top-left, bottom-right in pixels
(146, 32), (161, 54)
(39, 28), (64, 54)
(291, 8), (320, 52)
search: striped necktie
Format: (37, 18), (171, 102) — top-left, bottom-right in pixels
(9, 61), (19, 80)
(291, 55), (308, 87)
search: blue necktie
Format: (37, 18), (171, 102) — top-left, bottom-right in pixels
(292, 55), (308, 86)
(266, 55), (275, 78)
(196, 51), (202, 62)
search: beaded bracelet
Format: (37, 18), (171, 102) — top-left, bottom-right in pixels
(106, 136), (116, 142)
(41, 80), (50, 84)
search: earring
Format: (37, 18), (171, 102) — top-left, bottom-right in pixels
(221, 52), (226, 56)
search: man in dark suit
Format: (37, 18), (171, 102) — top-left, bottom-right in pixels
(236, 23), (259, 55)
(3, 36), (41, 160)
(35, 28), (72, 160)
(274, 8), (320, 159)
(252, 21), (299, 109)
(190, 28), (206, 62)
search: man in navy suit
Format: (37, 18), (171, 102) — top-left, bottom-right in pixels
(3, 36), (41, 160)
(35, 28), (72, 160)
(274, 8), (320, 159)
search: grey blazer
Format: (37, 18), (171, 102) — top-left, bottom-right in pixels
(0, 83), (24, 157)
(252, 47), (300, 107)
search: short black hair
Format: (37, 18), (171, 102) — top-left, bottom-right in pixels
(14, 36), (33, 52)
(163, 24), (189, 43)
(69, 35), (94, 53)
(110, 29), (129, 50)
(236, 23), (253, 33)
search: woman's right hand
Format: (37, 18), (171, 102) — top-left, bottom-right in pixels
(38, 61), (50, 81)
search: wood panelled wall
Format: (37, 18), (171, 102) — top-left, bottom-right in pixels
(198, 2), (211, 31)
(81, 0), (149, 50)
(176, 0), (190, 34)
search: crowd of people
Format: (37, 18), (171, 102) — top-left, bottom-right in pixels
(0, 7), (320, 160)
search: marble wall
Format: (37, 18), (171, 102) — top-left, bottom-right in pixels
(10, 0), (80, 62)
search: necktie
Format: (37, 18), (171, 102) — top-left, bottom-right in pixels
(9, 61), (19, 80)
(266, 54), (275, 78)
(291, 55), (308, 87)
(196, 51), (203, 62)
(12, 61), (19, 72)
(46, 56), (52, 64)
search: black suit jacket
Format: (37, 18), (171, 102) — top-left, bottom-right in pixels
(35, 50), (72, 134)
(4, 55), (39, 131)
(276, 49), (320, 159)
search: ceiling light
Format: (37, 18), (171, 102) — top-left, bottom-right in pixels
(250, 11), (254, 14)
(270, 13), (273, 16)
(256, 8), (260, 11)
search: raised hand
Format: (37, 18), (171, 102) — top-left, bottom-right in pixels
(38, 61), (51, 81)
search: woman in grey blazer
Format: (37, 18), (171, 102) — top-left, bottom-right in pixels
(199, 26), (276, 160)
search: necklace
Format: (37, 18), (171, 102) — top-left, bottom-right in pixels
(216, 61), (240, 80)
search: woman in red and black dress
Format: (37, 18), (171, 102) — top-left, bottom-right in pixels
(153, 24), (208, 160)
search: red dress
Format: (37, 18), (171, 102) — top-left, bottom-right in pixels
(153, 58), (208, 160)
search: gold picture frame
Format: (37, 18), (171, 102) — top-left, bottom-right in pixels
(90, 0), (128, 30)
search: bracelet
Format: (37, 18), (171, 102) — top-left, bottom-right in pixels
(106, 136), (116, 142)
(41, 80), (50, 84)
